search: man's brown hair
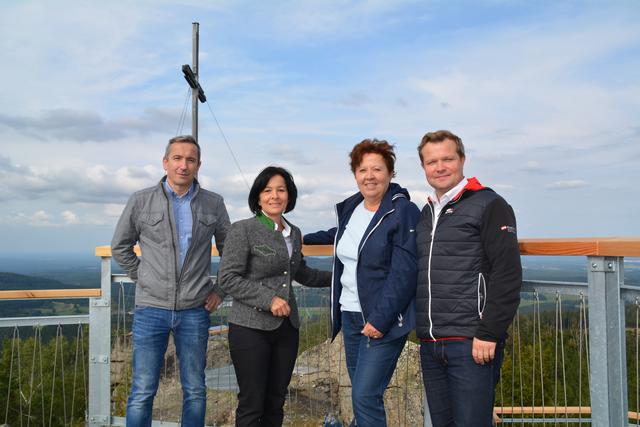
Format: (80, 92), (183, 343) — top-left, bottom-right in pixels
(417, 130), (465, 162)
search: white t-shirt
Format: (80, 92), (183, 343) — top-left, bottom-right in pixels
(336, 201), (375, 312)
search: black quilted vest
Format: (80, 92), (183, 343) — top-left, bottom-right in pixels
(415, 188), (499, 340)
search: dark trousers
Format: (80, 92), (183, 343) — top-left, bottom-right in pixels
(228, 319), (299, 427)
(420, 338), (505, 427)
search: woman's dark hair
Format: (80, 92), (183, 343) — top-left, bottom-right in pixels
(248, 166), (298, 214)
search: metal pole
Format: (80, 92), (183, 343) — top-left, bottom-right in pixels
(192, 22), (199, 142)
(587, 256), (628, 426)
(87, 256), (112, 426)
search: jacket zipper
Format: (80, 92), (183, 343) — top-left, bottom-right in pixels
(330, 205), (339, 329)
(356, 207), (396, 344)
(477, 273), (486, 319)
(426, 202), (437, 340)
(162, 185), (181, 311)
(426, 191), (466, 340)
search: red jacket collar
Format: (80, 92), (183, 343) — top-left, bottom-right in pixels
(452, 177), (484, 201)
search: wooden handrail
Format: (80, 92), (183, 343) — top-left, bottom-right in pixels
(494, 406), (639, 421)
(96, 237), (640, 258)
(0, 289), (102, 300)
(495, 406), (592, 415)
(518, 237), (640, 257)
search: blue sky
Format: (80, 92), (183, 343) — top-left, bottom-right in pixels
(0, 1), (638, 254)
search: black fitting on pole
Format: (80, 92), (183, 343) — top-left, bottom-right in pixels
(181, 64), (207, 103)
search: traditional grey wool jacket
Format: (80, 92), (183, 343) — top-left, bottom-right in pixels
(218, 216), (331, 330)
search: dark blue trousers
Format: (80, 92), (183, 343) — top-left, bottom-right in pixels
(420, 338), (505, 427)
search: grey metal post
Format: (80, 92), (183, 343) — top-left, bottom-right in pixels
(88, 256), (112, 426)
(192, 21), (199, 141)
(587, 256), (628, 426)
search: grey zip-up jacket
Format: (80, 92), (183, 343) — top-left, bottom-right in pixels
(111, 177), (230, 310)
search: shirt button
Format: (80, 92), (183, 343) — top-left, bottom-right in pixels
(282, 284), (287, 288)
(283, 271), (288, 275)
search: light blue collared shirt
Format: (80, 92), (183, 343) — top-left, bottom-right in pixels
(163, 180), (194, 268)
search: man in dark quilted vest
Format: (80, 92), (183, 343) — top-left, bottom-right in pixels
(415, 130), (522, 427)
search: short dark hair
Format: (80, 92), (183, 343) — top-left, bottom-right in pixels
(248, 166), (298, 214)
(349, 139), (396, 177)
(165, 135), (201, 162)
(417, 130), (465, 162)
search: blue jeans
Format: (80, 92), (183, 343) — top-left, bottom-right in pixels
(420, 338), (505, 427)
(341, 311), (407, 427)
(126, 306), (210, 427)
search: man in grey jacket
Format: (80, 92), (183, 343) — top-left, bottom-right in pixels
(112, 135), (230, 427)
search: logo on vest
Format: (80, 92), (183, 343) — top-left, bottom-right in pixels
(444, 208), (454, 215)
(500, 225), (517, 234)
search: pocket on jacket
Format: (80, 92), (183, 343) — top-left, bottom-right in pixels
(139, 212), (165, 245)
(195, 213), (217, 242)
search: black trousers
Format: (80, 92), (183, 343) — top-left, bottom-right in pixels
(228, 319), (299, 427)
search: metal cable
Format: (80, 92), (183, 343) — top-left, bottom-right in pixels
(116, 281), (131, 399)
(557, 293), (568, 424)
(578, 293), (586, 427)
(515, 310), (523, 427)
(337, 331), (344, 422)
(122, 283), (130, 397)
(49, 325), (60, 427)
(204, 101), (250, 189)
(26, 326), (40, 427)
(176, 88), (192, 136)
(636, 297), (639, 427)
(554, 293), (559, 426)
(393, 346), (400, 426)
(5, 326), (21, 425)
(80, 325), (88, 424)
(38, 327), (45, 427)
(302, 287), (310, 418)
(512, 313), (517, 414)
(70, 323), (84, 426)
(531, 297), (537, 416)
(403, 340), (410, 427)
(536, 293), (545, 421)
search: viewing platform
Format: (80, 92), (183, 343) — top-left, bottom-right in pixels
(1, 237), (640, 426)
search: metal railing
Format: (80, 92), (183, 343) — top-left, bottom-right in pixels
(1, 237), (639, 426)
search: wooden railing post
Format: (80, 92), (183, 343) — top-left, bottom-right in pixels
(587, 256), (628, 426)
(88, 255), (112, 426)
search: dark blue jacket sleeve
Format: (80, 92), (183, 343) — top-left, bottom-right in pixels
(366, 201), (421, 334)
(303, 227), (337, 245)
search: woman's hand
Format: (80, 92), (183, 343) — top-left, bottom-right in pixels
(361, 322), (384, 339)
(270, 296), (291, 317)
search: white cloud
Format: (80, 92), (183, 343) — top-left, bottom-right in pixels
(61, 210), (80, 225)
(545, 180), (588, 190)
(0, 155), (158, 204)
(1, 210), (53, 227)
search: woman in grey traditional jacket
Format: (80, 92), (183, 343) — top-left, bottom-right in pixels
(218, 166), (331, 427)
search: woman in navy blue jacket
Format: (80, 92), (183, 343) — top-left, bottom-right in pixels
(305, 139), (420, 427)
